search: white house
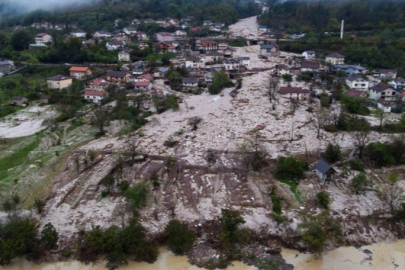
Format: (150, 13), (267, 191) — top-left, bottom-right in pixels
(260, 44), (277, 56)
(301, 61), (321, 73)
(345, 74), (369, 91)
(392, 77), (405, 91)
(326, 52), (345, 65)
(174, 30), (187, 38)
(185, 56), (205, 69)
(279, 87), (310, 100)
(70, 29), (86, 38)
(302, 50), (315, 60)
(123, 27), (137, 35)
(134, 81), (153, 91)
(377, 99), (392, 113)
(106, 41), (125, 51)
(35, 33), (53, 44)
(369, 83), (398, 101)
(156, 32), (174, 42)
(182, 77), (200, 91)
(93, 31), (112, 39)
(84, 90), (107, 104)
(224, 59), (240, 71)
(136, 32), (148, 41)
(118, 49), (131, 62)
(205, 51), (224, 63)
(237, 56), (250, 67)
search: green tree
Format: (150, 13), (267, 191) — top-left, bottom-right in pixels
(275, 157), (309, 180)
(324, 143), (341, 163)
(41, 223), (58, 248)
(349, 174), (371, 194)
(125, 182), (149, 208)
(316, 191), (329, 209)
(11, 30), (32, 51)
(101, 175), (115, 193)
(218, 209), (245, 252)
(163, 220), (195, 255)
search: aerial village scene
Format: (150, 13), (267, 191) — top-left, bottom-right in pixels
(1, 0), (405, 269)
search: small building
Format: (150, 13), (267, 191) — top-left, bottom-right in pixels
(0, 61), (14, 74)
(218, 42), (229, 50)
(345, 89), (367, 98)
(154, 67), (169, 78)
(345, 74), (369, 91)
(314, 160), (336, 183)
(260, 44), (277, 56)
(69, 67), (92, 80)
(47, 75), (72, 90)
(12, 96), (28, 106)
(123, 27), (137, 35)
(132, 61), (148, 75)
(301, 60), (321, 73)
(134, 81), (153, 91)
(136, 31), (148, 41)
(377, 99), (392, 113)
(70, 29), (86, 38)
(279, 87), (310, 100)
(369, 83), (398, 101)
(258, 25), (267, 32)
(325, 52), (345, 65)
(118, 49), (131, 62)
(91, 79), (109, 91)
(377, 69), (397, 79)
(223, 47), (236, 58)
(106, 41), (125, 51)
(84, 90), (107, 104)
(302, 50), (315, 60)
(391, 77), (405, 91)
(156, 32), (174, 42)
(136, 42), (149, 50)
(224, 58), (240, 71)
(93, 31), (112, 39)
(154, 42), (171, 54)
(185, 56), (205, 69)
(182, 77), (200, 91)
(332, 64), (366, 76)
(196, 39), (218, 51)
(40, 95), (51, 103)
(106, 71), (131, 84)
(205, 51), (224, 63)
(35, 33), (53, 44)
(237, 56), (250, 67)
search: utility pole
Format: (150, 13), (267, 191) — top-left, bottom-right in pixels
(340, 20), (344, 40)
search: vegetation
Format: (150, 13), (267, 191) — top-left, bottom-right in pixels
(324, 143), (341, 163)
(275, 156), (308, 180)
(163, 220), (195, 255)
(366, 137), (405, 167)
(208, 71), (233, 95)
(316, 191), (330, 209)
(218, 209), (248, 257)
(124, 182), (149, 208)
(349, 174), (372, 194)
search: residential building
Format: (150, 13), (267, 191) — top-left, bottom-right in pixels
(205, 51), (224, 63)
(131, 19), (141, 25)
(47, 75), (72, 90)
(314, 160), (336, 183)
(136, 31), (148, 41)
(132, 61), (148, 75)
(237, 57), (250, 67)
(90, 79), (108, 91)
(345, 74), (369, 91)
(196, 39), (217, 51)
(302, 50), (315, 60)
(154, 42), (171, 54)
(54, 24), (65, 31)
(332, 64), (366, 76)
(326, 52), (345, 65)
(154, 67), (169, 78)
(185, 56), (205, 69)
(260, 44), (277, 56)
(0, 61), (14, 74)
(223, 47), (236, 58)
(301, 61), (321, 72)
(369, 83), (398, 101)
(118, 49), (131, 62)
(70, 29), (86, 38)
(203, 20), (212, 26)
(106, 71), (131, 83)
(123, 27), (137, 35)
(84, 90), (107, 104)
(182, 77), (200, 91)
(69, 67), (92, 80)
(93, 31), (112, 39)
(134, 81), (153, 91)
(174, 30), (187, 38)
(392, 77), (405, 91)
(377, 99), (392, 113)
(279, 87), (310, 100)
(345, 89), (367, 98)
(258, 25), (267, 32)
(136, 42), (149, 50)
(218, 42), (229, 50)
(12, 96), (28, 106)
(224, 59), (240, 71)
(35, 33), (53, 44)
(106, 41), (125, 51)
(156, 32), (174, 42)
(378, 69), (397, 79)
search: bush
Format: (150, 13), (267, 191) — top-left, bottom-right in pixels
(163, 136), (179, 147)
(275, 157), (309, 180)
(316, 191), (329, 209)
(125, 182), (149, 208)
(320, 94), (331, 108)
(33, 198), (46, 214)
(324, 124), (337, 132)
(41, 223), (58, 248)
(120, 180), (130, 192)
(342, 97), (370, 115)
(163, 220), (195, 255)
(349, 174), (371, 194)
(271, 195), (281, 214)
(282, 74), (293, 82)
(324, 143), (341, 163)
(349, 160), (365, 172)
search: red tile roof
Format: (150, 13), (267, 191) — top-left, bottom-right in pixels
(135, 81), (151, 87)
(70, 67), (90, 72)
(84, 90), (106, 96)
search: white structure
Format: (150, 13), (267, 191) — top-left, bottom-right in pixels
(35, 33), (53, 44)
(392, 77), (405, 91)
(174, 30), (187, 38)
(345, 74), (369, 91)
(326, 52), (345, 65)
(106, 41), (125, 51)
(205, 51), (223, 63)
(156, 32), (174, 42)
(315, 160), (336, 183)
(93, 31), (112, 39)
(369, 83), (398, 101)
(377, 99), (392, 112)
(340, 20), (344, 40)
(237, 57), (250, 67)
(70, 29), (86, 38)
(185, 56), (205, 69)
(134, 81), (153, 91)
(224, 59), (240, 71)
(279, 87), (310, 100)
(118, 49), (131, 62)
(84, 90), (107, 104)
(302, 50), (315, 60)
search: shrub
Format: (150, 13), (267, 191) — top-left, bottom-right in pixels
(349, 174), (371, 194)
(33, 198), (46, 214)
(120, 180), (130, 192)
(324, 143), (341, 163)
(41, 223), (58, 248)
(282, 74), (293, 82)
(349, 160), (365, 172)
(125, 182), (149, 208)
(163, 220), (195, 255)
(271, 195), (281, 214)
(324, 124), (337, 133)
(163, 136), (178, 148)
(275, 157), (309, 180)
(316, 191), (329, 209)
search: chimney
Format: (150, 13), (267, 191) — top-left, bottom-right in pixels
(340, 20), (344, 40)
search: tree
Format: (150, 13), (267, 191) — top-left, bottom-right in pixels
(126, 136), (143, 164)
(375, 108), (386, 129)
(237, 131), (267, 171)
(316, 191), (329, 209)
(267, 77), (279, 103)
(275, 156), (309, 180)
(188, 116), (202, 131)
(349, 174), (371, 194)
(354, 122), (370, 159)
(378, 181), (405, 214)
(324, 143), (341, 163)
(125, 182), (149, 208)
(33, 198), (46, 214)
(312, 109), (329, 138)
(290, 98), (299, 112)
(218, 209), (245, 252)
(91, 107), (109, 135)
(11, 30), (32, 51)
(163, 220), (195, 255)
(101, 175), (115, 193)
(208, 71), (232, 95)
(41, 223), (58, 249)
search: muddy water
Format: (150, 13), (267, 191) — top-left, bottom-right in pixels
(0, 248), (257, 270)
(282, 240), (405, 270)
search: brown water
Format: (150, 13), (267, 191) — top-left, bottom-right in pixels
(0, 248), (257, 270)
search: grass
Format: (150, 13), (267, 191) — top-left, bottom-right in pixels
(0, 139), (39, 173)
(278, 178), (303, 203)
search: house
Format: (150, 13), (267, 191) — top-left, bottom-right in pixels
(54, 24), (65, 31)
(40, 95), (51, 103)
(154, 42), (171, 54)
(258, 25), (267, 32)
(35, 33), (53, 44)
(174, 30), (187, 39)
(0, 61), (14, 74)
(137, 74), (153, 82)
(377, 99), (392, 113)
(156, 32), (174, 42)
(191, 27), (202, 32)
(218, 42), (229, 50)
(69, 67), (92, 80)
(93, 31), (112, 39)
(134, 81), (153, 91)
(260, 44), (277, 56)
(12, 96), (28, 106)
(345, 74), (369, 91)
(136, 31), (148, 41)
(90, 79), (108, 91)
(185, 56), (205, 69)
(123, 27), (137, 35)
(205, 51), (224, 63)
(136, 42), (149, 50)
(14, 25), (25, 31)
(210, 23), (224, 32)
(114, 19), (123, 27)
(84, 90), (107, 104)
(345, 89), (367, 98)
(302, 50), (315, 60)
(326, 52), (345, 65)
(132, 61), (148, 75)
(70, 29), (86, 38)
(224, 59), (240, 71)
(196, 39), (217, 51)
(391, 77), (405, 91)
(182, 77), (200, 91)
(369, 83), (398, 101)
(314, 160), (336, 183)
(301, 61), (321, 72)
(107, 71), (131, 84)
(237, 57), (250, 67)
(31, 22), (42, 28)
(144, 18), (155, 24)
(106, 41), (125, 51)
(118, 49), (131, 62)
(399, 92), (405, 101)
(279, 87), (310, 100)
(223, 47), (236, 58)
(332, 64), (366, 76)
(378, 69), (397, 79)
(156, 19), (167, 27)
(203, 20), (212, 26)
(131, 19), (141, 25)
(168, 19), (179, 26)
(154, 67), (169, 78)
(47, 75), (72, 90)
(205, 67), (224, 84)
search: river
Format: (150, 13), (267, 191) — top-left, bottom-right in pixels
(2, 241), (405, 270)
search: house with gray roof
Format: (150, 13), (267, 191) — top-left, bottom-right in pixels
(260, 44), (277, 56)
(314, 160), (336, 183)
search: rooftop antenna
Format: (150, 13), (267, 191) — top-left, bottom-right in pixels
(340, 20), (344, 40)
